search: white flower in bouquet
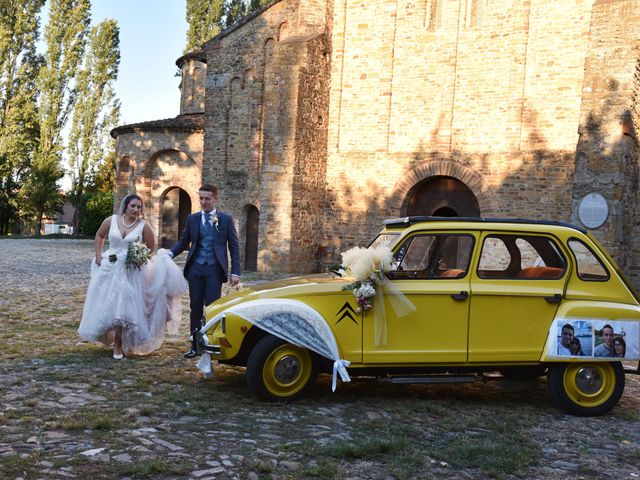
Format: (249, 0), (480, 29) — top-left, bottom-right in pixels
(350, 251), (376, 282)
(354, 282), (376, 299)
(125, 238), (151, 270)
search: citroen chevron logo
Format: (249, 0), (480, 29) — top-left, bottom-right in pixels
(336, 301), (358, 325)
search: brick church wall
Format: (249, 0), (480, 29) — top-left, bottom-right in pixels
(571, 0), (640, 285)
(202, 0), (328, 272)
(113, 129), (204, 239)
(322, 0), (593, 258)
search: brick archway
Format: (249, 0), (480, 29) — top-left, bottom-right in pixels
(389, 161), (494, 216)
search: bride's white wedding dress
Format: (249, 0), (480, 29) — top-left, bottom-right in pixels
(78, 215), (187, 355)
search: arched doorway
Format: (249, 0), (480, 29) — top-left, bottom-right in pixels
(244, 205), (259, 271)
(161, 188), (191, 248)
(406, 176), (480, 217)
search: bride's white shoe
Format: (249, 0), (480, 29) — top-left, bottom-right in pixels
(113, 350), (124, 360)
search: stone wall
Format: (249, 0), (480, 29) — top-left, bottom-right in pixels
(202, 0), (328, 272)
(570, 0), (640, 285)
(290, 33), (331, 272)
(322, 0), (592, 259)
(112, 0), (640, 288)
(113, 126), (203, 241)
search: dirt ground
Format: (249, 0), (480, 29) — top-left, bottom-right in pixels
(0, 238), (639, 480)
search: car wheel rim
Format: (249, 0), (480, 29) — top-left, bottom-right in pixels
(563, 363), (615, 408)
(263, 344), (312, 397)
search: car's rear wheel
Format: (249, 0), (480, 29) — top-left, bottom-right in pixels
(547, 362), (624, 416)
(246, 334), (317, 401)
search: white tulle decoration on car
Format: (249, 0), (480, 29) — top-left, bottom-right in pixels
(198, 299), (351, 391)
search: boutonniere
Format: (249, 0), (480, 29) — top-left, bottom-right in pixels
(212, 214), (219, 231)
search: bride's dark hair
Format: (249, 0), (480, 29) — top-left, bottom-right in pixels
(119, 193), (145, 216)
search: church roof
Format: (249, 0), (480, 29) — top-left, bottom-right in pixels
(110, 113), (204, 138)
(176, 50), (206, 68)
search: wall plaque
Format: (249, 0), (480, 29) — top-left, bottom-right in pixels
(578, 193), (608, 229)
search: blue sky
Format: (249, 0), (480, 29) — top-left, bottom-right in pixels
(89, 0), (189, 125)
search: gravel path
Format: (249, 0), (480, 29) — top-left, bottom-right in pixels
(0, 238), (639, 480)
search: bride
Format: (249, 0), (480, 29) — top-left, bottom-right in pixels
(78, 194), (186, 358)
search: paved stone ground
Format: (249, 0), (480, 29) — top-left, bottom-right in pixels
(0, 238), (639, 480)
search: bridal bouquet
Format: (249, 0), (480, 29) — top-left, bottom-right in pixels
(340, 246), (393, 312)
(126, 238), (151, 270)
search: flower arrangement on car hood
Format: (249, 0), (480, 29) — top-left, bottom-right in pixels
(339, 245), (414, 347)
(340, 246), (393, 312)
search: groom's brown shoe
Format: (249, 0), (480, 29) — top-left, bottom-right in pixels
(183, 348), (199, 358)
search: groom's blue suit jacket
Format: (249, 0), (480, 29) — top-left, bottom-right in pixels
(170, 211), (240, 282)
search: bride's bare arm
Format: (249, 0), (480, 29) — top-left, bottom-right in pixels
(94, 217), (111, 265)
(142, 222), (155, 252)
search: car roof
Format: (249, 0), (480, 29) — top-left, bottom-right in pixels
(382, 216), (587, 234)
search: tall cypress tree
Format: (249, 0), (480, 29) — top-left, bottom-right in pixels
(67, 19), (120, 236)
(185, 0), (224, 52)
(0, 0), (45, 235)
(24, 0), (90, 236)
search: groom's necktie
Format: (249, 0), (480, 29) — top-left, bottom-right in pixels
(203, 213), (212, 233)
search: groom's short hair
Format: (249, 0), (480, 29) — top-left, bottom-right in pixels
(199, 184), (218, 195)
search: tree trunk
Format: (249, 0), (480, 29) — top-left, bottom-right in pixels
(35, 211), (43, 237)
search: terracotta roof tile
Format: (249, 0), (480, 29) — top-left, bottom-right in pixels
(110, 113), (204, 138)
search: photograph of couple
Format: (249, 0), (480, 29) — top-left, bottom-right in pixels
(555, 320), (637, 359)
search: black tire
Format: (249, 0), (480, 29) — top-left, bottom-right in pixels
(246, 334), (317, 401)
(547, 362), (625, 416)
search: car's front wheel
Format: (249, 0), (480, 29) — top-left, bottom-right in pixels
(246, 334), (317, 401)
(547, 362), (624, 416)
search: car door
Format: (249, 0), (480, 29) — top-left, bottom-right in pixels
(362, 232), (476, 363)
(468, 232), (569, 362)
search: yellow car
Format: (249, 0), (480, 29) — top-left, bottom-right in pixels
(197, 217), (640, 416)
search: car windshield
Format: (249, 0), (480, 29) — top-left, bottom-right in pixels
(369, 233), (400, 250)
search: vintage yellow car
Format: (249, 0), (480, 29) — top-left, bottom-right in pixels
(196, 217), (640, 416)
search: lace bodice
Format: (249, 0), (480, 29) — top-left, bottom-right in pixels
(107, 215), (145, 253)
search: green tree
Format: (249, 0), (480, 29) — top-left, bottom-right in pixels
(79, 150), (115, 236)
(0, 0), (45, 234)
(224, 0), (247, 28)
(25, 0), (90, 236)
(185, 0), (224, 52)
(67, 19), (120, 236)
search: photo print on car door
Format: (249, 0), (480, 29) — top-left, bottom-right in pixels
(555, 320), (592, 357)
(546, 319), (639, 360)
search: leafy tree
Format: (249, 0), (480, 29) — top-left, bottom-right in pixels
(79, 190), (112, 235)
(67, 19), (120, 236)
(185, 0), (224, 52)
(0, 0), (45, 234)
(185, 0), (271, 52)
(224, 0), (247, 28)
(25, 0), (90, 236)
(78, 150), (115, 236)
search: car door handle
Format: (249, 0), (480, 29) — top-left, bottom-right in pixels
(451, 291), (469, 301)
(544, 294), (563, 304)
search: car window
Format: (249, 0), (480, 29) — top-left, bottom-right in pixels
(478, 237), (510, 272)
(478, 234), (566, 279)
(369, 233), (400, 250)
(389, 234), (474, 279)
(568, 239), (609, 281)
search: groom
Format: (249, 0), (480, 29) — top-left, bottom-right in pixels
(170, 184), (241, 358)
